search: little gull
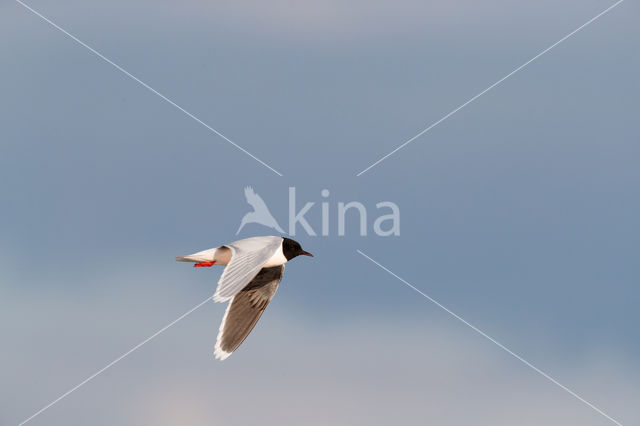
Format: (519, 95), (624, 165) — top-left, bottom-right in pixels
(177, 236), (312, 360)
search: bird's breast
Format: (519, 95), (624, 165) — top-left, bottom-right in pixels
(262, 246), (288, 267)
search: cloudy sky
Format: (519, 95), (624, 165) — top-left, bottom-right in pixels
(1, 0), (639, 425)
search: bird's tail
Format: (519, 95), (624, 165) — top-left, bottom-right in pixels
(176, 255), (197, 262)
(176, 248), (217, 263)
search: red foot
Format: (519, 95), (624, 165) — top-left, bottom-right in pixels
(194, 261), (216, 267)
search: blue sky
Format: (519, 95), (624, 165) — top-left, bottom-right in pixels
(1, 0), (639, 425)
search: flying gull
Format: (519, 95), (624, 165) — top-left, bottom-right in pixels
(177, 236), (312, 360)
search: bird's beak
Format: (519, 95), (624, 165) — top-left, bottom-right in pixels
(301, 250), (314, 257)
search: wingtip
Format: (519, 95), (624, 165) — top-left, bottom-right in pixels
(214, 337), (233, 360)
(214, 347), (232, 361)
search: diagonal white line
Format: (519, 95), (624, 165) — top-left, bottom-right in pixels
(14, 0), (283, 177)
(17, 296), (212, 426)
(356, 0), (625, 176)
(356, 249), (623, 426)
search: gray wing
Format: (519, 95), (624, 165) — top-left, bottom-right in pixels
(213, 236), (282, 302)
(214, 265), (284, 360)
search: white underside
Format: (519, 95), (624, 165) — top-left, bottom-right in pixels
(262, 246), (288, 268)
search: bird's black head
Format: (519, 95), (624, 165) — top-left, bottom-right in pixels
(282, 238), (313, 261)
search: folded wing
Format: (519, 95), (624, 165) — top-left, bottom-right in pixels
(214, 265), (284, 360)
(213, 236), (282, 302)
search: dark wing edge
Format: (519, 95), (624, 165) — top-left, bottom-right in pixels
(214, 265), (284, 360)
